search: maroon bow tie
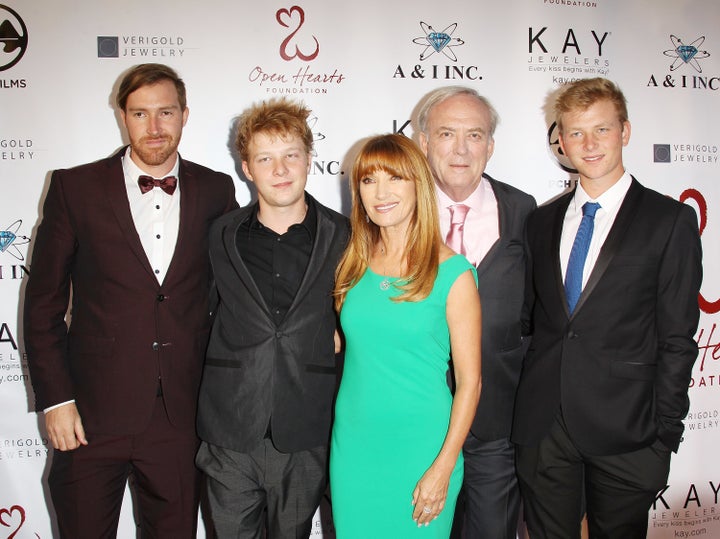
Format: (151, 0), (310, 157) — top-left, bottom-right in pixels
(137, 175), (177, 195)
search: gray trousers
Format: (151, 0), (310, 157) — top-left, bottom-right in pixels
(197, 439), (327, 539)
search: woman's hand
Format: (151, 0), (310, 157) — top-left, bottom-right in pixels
(411, 463), (451, 527)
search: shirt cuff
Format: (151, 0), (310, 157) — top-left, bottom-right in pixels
(43, 400), (75, 413)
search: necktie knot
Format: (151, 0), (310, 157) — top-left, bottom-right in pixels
(446, 204), (470, 255)
(138, 175), (177, 195)
(582, 201), (601, 218)
(449, 204), (470, 225)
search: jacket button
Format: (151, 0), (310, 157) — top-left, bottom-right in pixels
(568, 331), (578, 339)
(157, 294), (165, 302)
(152, 342), (159, 350)
(275, 332), (282, 338)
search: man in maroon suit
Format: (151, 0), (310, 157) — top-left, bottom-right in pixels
(23, 63), (237, 538)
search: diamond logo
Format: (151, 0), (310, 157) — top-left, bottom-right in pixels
(677, 45), (698, 63)
(664, 35), (710, 73)
(0, 220), (30, 260)
(413, 21), (465, 62)
(428, 32), (451, 53)
(0, 229), (16, 251)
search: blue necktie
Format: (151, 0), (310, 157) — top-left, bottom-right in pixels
(564, 201), (601, 314)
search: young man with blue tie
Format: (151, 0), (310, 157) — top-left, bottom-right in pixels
(513, 77), (703, 539)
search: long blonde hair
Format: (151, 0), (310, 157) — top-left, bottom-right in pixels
(334, 134), (441, 311)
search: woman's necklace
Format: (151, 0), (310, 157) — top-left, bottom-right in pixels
(379, 245), (391, 290)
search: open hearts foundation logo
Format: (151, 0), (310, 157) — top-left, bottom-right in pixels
(276, 5), (319, 61)
(0, 505), (40, 539)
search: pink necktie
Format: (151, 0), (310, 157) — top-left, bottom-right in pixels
(446, 204), (470, 255)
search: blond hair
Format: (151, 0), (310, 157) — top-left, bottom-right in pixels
(235, 98), (313, 161)
(334, 134), (441, 310)
(555, 77), (628, 132)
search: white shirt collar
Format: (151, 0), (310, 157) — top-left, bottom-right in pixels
(571, 171), (632, 214)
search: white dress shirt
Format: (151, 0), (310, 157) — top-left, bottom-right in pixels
(123, 147), (181, 284)
(436, 177), (499, 267)
(559, 172), (633, 288)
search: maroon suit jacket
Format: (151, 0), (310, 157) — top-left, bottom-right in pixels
(24, 147), (237, 436)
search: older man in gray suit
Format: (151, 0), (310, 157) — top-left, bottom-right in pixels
(418, 86), (536, 539)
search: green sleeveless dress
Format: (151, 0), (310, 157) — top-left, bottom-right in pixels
(330, 255), (477, 538)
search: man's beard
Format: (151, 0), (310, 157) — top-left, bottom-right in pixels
(131, 135), (180, 168)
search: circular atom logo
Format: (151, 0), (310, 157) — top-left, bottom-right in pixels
(0, 4), (28, 72)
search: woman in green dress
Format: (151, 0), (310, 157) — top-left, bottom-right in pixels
(330, 134), (482, 538)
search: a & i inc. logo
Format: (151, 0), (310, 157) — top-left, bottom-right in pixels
(663, 35), (710, 73)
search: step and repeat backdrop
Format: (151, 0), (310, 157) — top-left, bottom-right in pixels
(1, 0), (718, 537)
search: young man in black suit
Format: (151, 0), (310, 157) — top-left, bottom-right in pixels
(513, 77), (702, 538)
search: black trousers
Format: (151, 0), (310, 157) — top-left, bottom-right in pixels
(196, 439), (327, 539)
(516, 413), (671, 539)
(451, 434), (521, 539)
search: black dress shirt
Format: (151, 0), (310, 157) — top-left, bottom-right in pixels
(236, 197), (316, 326)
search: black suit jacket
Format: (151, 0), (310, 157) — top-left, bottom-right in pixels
(196, 194), (350, 453)
(513, 178), (702, 455)
(467, 174), (536, 441)
(24, 147), (238, 435)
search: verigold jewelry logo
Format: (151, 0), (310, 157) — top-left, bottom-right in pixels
(0, 4), (27, 72)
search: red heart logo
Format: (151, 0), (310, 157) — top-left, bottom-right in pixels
(276, 6), (303, 28)
(0, 505), (25, 539)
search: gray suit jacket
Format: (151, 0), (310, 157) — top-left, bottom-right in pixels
(196, 193), (349, 453)
(455, 174), (536, 441)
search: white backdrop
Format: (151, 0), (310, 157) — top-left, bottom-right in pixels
(1, 1), (718, 537)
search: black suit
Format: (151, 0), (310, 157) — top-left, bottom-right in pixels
(196, 193), (349, 537)
(450, 174), (536, 539)
(513, 178), (702, 538)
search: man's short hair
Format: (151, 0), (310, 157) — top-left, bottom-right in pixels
(555, 77), (628, 132)
(116, 63), (186, 111)
(417, 86), (500, 137)
(235, 98), (313, 162)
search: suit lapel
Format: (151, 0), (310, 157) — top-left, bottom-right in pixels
(474, 178), (504, 278)
(552, 192), (574, 319)
(222, 205), (272, 315)
(164, 158), (195, 283)
(287, 196), (332, 315)
(572, 179), (644, 315)
(103, 149), (157, 281)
